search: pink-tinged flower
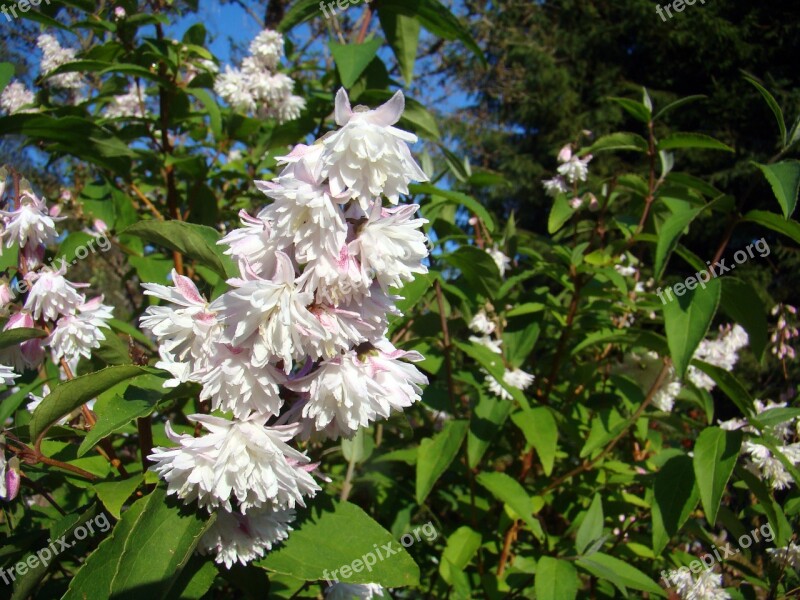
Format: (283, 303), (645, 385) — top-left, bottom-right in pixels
(199, 506), (295, 568)
(353, 204), (429, 291)
(24, 269), (87, 322)
(219, 210), (283, 278)
(288, 348), (426, 440)
(48, 296), (113, 362)
(557, 144), (573, 163)
(140, 270), (218, 367)
(557, 151), (593, 184)
(0, 191), (65, 249)
(114, 6), (126, 19)
(318, 88), (428, 206)
(149, 414), (320, 513)
(0, 438), (20, 502)
(198, 345), (286, 419)
(211, 253), (325, 372)
(1, 312), (44, 370)
(254, 160), (347, 263)
(542, 176), (568, 197)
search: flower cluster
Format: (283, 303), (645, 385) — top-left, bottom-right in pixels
(468, 308), (534, 401)
(767, 540), (800, 569)
(0, 82), (36, 115)
(720, 399), (800, 490)
(103, 84), (147, 119)
(0, 176), (113, 375)
(145, 89), (430, 567)
(618, 324), (749, 413)
(670, 569), (730, 600)
(37, 34), (83, 90)
(542, 143), (594, 208)
(214, 29), (305, 123)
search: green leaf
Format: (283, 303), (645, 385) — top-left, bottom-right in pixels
(30, 366), (150, 443)
(584, 132), (648, 154)
(693, 427), (743, 526)
(188, 87), (223, 140)
(0, 327), (47, 350)
(652, 455), (700, 554)
(123, 220), (236, 279)
(607, 97), (651, 123)
(535, 557), (578, 600)
(745, 76), (786, 146)
(377, 0), (484, 62)
(442, 246), (501, 297)
(439, 526), (481, 585)
(379, 11), (420, 84)
(467, 393), (512, 468)
(754, 160), (800, 219)
(691, 360), (755, 417)
(719, 278), (768, 361)
(663, 277), (721, 377)
(278, 0), (325, 32)
(657, 133), (734, 152)
(736, 467), (792, 546)
(548, 194), (574, 235)
(260, 500), (420, 587)
(330, 39), (384, 88)
(576, 553), (665, 596)
(0, 63), (13, 94)
(575, 494), (604, 555)
(416, 420), (468, 503)
(741, 209), (800, 244)
(655, 205), (705, 279)
(78, 386), (163, 457)
(653, 95), (706, 121)
(410, 183), (495, 232)
(393, 272), (433, 314)
(64, 488), (213, 600)
(511, 408), (558, 476)
(476, 472), (541, 537)
(94, 477), (143, 519)
(166, 555), (218, 600)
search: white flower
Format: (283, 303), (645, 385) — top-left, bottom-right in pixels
(1, 191), (65, 249)
(486, 368), (534, 400)
(0, 365), (18, 386)
(140, 270), (218, 367)
(0, 311), (44, 370)
(248, 29), (284, 70)
(154, 348), (192, 388)
(688, 325), (749, 391)
(469, 335), (503, 354)
(37, 34), (83, 90)
(326, 583), (386, 600)
(469, 310), (495, 335)
(211, 253), (325, 372)
(288, 348), (426, 440)
(276, 94), (306, 123)
(219, 210), (282, 278)
(255, 163), (347, 263)
(557, 149), (593, 184)
(114, 6), (126, 19)
(487, 246), (511, 277)
(24, 270), (86, 321)
(200, 506), (294, 568)
(48, 296), (113, 362)
(0, 81), (36, 115)
(198, 345), (285, 419)
(215, 67), (256, 113)
(103, 85), (146, 119)
(542, 176), (568, 197)
(354, 204), (429, 291)
(767, 541), (800, 568)
(671, 569), (730, 600)
(149, 414), (320, 513)
(319, 89), (428, 206)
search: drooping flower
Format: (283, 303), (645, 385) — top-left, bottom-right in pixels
(0, 439), (20, 502)
(248, 29), (285, 69)
(0, 365), (18, 386)
(318, 89), (428, 206)
(200, 506), (295, 568)
(48, 296), (113, 362)
(687, 325), (749, 391)
(556, 145), (593, 184)
(487, 245), (511, 277)
(149, 414), (320, 513)
(469, 310), (495, 335)
(486, 368), (535, 401)
(24, 269), (87, 322)
(767, 541), (800, 568)
(1, 191), (65, 249)
(542, 176), (568, 197)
